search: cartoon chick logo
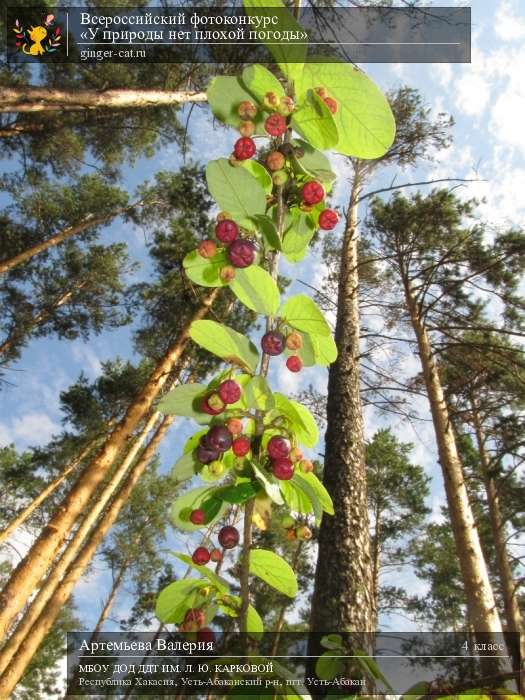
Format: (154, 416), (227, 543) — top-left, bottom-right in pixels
(13, 14), (62, 56)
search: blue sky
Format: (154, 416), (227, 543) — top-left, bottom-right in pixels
(2, 0), (525, 655)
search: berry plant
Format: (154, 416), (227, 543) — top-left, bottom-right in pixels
(155, 14), (395, 662)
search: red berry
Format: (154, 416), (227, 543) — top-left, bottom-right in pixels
(192, 547), (210, 565)
(232, 435), (251, 457)
(184, 608), (206, 627)
(261, 331), (285, 356)
(218, 379), (241, 405)
(319, 209), (339, 231)
(272, 458), (294, 480)
(265, 113), (287, 137)
(215, 219), (239, 245)
(286, 356), (303, 373)
(323, 96), (338, 114)
(233, 137), (256, 160)
(197, 627), (216, 644)
(302, 181), (325, 205)
(267, 436), (291, 460)
(198, 239), (217, 259)
(210, 548), (222, 562)
(206, 425), (233, 452)
(218, 525), (240, 549)
(190, 509), (206, 525)
(228, 239), (256, 268)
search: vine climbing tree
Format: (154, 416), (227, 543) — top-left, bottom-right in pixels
(153, 4), (395, 683)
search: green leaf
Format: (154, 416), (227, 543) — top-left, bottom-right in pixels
(229, 265), (280, 315)
(295, 471), (334, 515)
(206, 159), (267, 218)
(273, 393), (319, 448)
(246, 604), (265, 634)
(183, 249), (229, 288)
(249, 549), (298, 597)
(156, 579), (207, 624)
(291, 90), (338, 151)
(171, 451), (197, 482)
(190, 320), (260, 373)
(291, 473), (322, 523)
(241, 159), (273, 195)
(291, 139), (336, 187)
(173, 553), (230, 593)
(171, 486), (227, 532)
(207, 76), (265, 132)
(401, 681), (432, 700)
(242, 2), (305, 85)
(311, 332), (338, 365)
(279, 479), (315, 516)
(216, 481), (260, 504)
(280, 294), (331, 336)
(252, 461), (284, 505)
(282, 213), (316, 262)
(157, 383), (209, 424)
(320, 634), (344, 651)
(242, 64), (285, 104)
(354, 652), (393, 691)
(255, 214), (282, 251)
(199, 496), (224, 520)
(296, 62), (396, 159)
(245, 376), (275, 411)
(315, 650), (345, 681)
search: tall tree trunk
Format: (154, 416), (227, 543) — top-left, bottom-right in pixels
(0, 410), (160, 675)
(470, 402), (524, 670)
(0, 414), (174, 697)
(0, 289), (217, 641)
(403, 283), (504, 666)
(91, 564), (127, 641)
(0, 202), (145, 277)
(0, 87), (207, 114)
(0, 440), (95, 545)
(371, 507), (381, 627)
(308, 169), (376, 665)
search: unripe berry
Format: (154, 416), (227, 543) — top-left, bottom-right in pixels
(226, 418), (243, 435)
(272, 170), (289, 186)
(266, 151), (286, 172)
(232, 435), (251, 457)
(323, 96), (338, 114)
(265, 113), (287, 137)
(184, 608), (206, 627)
(272, 457), (294, 480)
(261, 330), (285, 356)
(263, 91), (280, 110)
(197, 627), (216, 644)
(206, 425), (233, 452)
(319, 209), (339, 231)
(190, 509), (206, 525)
(314, 86), (329, 99)
(285, 331), (303, 350)
(281, 515), (295, 529)
(228, 239), (256, 268)
(217, 211), (231, 222)
(233, 137), (256, 160)
(208, 460), (225, 476)
(210, 548), (222, 562)
(218, 379), (242, 405)
(207, 393), (226, 413)
(299, 458), (314, 474)
(215, 219), (239, 244)
(278, 95), (295, 116)
(296, 525), (313, 541)
(238, 100), (257, 120)
(202, 395), (223, 416)
(289, 447), (304, 463)
(302, 180), (325, 205)
(239, 120), (255, 137)
(286, 527), (297, 541)
(220, 265), (236, 283)
(192, 547), (210, 565)
(286, 355), (303, 373)
(267, 435), (291, 460)
(218, 525), (240, 549)
(198, 239), (217, 259)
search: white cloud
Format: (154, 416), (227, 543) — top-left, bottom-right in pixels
(71, 341), (103, 379)
(7, 412), (59, 446)
(494, 0), (525, 41)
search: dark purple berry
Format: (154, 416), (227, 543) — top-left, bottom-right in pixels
(206, 425), (233, 452)
(228, 239), (256, 268)
(196, 443), (220, 464)
(261, 331), (285, 356)
(218, 525), (240, 549)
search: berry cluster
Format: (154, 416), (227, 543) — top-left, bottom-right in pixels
(314, 86), (339, 115)
(178, 607), (216, 642)
(261, 329), (304, 373)
(281, 516), (313, 542)
(265, 436), (313, 480)
(198, 217), (257, 283)
(202, 379), (242, 416)
(191, 525), (240, 565)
